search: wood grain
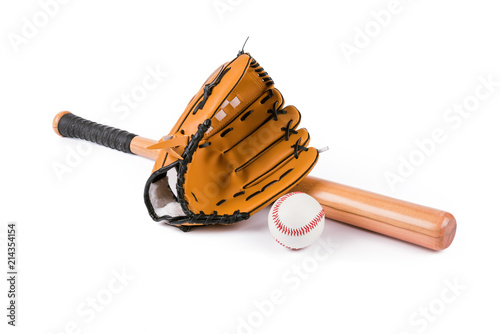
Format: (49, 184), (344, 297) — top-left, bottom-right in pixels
(293, 177), (456, 250)
(130, 136), (159, 160)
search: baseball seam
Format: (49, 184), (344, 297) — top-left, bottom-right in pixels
(271, 192), (325, 237)
(274, 237), (298, 250)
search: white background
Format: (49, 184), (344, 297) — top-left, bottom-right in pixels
(1, 0), (499, 333)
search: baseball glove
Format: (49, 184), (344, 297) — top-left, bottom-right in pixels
(144, 51), (319, 231)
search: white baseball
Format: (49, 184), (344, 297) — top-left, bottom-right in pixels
(268, 192), (325, 250)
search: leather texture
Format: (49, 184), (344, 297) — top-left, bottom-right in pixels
(144, 52), (319, 229)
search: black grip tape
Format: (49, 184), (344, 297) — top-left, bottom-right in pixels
(58, 113), (137, 154)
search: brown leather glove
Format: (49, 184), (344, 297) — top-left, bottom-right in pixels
(144, 51), (319, 231)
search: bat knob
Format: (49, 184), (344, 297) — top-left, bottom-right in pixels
(53, 111), (72, 137)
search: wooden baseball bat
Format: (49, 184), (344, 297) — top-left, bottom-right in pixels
(53, 112), (456, 250)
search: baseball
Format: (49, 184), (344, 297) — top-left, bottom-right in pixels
(268, 192), (325, 250)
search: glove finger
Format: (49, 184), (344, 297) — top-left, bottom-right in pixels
(218, 136), (319, 216)
(219, 105), (301, 168)
(182, 128), (311, 216)
(205, 88), (285, 152)
(200, 57), (274, 139)
(171, 54), (262, 139)
(236, 128), (311, 189)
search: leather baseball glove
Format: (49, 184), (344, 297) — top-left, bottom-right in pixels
(144, 51), (319, 231)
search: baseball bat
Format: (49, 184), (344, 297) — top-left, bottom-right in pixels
(53, 111), (456, 250)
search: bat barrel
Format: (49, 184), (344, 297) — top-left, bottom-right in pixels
(293, 176), (456, 250)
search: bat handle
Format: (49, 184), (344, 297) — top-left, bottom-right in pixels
(53, 111), (138, 154)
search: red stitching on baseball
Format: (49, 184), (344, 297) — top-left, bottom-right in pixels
(272, 192), (324, 237)
(271, 192), (299, 217)
(274, 238), (298, 250)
